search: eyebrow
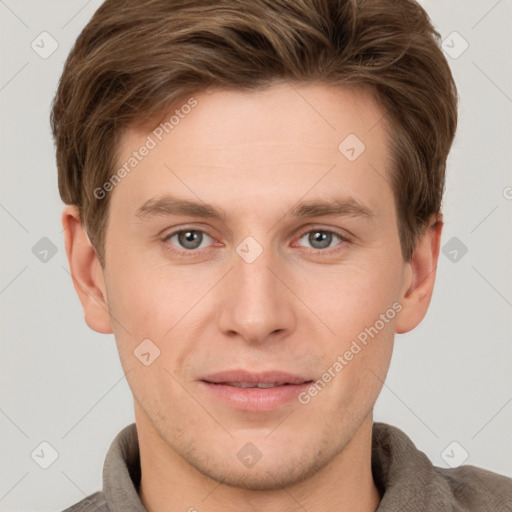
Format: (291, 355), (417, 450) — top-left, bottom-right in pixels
(289, 197), (374, 219)
(134, 194), (374, 222)
(135, 195), (227, 221)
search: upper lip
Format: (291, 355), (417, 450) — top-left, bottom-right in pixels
(200, 370), (313, 385)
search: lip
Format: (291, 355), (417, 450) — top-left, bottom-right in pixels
(198, 370), (313, 412)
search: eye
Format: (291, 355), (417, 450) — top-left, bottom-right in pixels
(164, 229), (213, 251)
(296, 229), (347, 250)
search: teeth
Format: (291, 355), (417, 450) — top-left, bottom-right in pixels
(224, 382), (284, 388)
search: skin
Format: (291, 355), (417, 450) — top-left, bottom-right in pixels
(63, 82), (442, 512)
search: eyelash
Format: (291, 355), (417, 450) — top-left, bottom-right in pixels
(162, 226), (351, 257)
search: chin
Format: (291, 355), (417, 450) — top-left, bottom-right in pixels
(194, 462), (315, 491)
(184, 443), (334, 491)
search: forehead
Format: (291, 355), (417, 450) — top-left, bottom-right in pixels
(144, 83), (387, 155)
(111, 82), (393, 218)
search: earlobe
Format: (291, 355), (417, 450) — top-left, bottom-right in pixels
(395, 216), (443, 334)
(62, 205), (113, 334)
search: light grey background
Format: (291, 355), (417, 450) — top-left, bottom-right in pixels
(1, 1), (511, 510)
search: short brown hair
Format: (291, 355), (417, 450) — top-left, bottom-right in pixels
(51, 0), (458, 264)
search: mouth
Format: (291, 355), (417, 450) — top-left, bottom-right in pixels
(198, 370), (314, 412)
(206, 381), (310, 388)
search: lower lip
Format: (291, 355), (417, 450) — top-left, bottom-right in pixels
(199, 381), (312, 412)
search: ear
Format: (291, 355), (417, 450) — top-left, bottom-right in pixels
(62, 205), (113, 334)
(395, 216), (443, 334)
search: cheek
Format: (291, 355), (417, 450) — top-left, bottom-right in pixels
(103, 266), (199, 414)
(296, 260), (400, 399)
(299, 260), (403, 335)
(105, 256), (201, 333)
(103, 259), (220, 383)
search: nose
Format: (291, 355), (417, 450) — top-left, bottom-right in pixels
(216, 241), (297, 345)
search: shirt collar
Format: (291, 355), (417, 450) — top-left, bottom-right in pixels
(103, 422), (145, 511)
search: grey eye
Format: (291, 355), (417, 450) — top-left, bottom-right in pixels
(298, 230), (342, 250)
(309, 231), (332, 249)
(168, 230), (212, 250)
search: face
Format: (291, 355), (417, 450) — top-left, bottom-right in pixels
(95, 83), (411, 489)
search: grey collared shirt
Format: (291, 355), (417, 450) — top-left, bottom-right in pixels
(62, 422), (512, 511)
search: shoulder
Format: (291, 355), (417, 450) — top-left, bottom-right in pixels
(435, 464), (512, 511)
(61, 491), (108, 512)
(372, 422), (512, 511)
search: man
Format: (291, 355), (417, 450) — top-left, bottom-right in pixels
(52, 0), (512, 510)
